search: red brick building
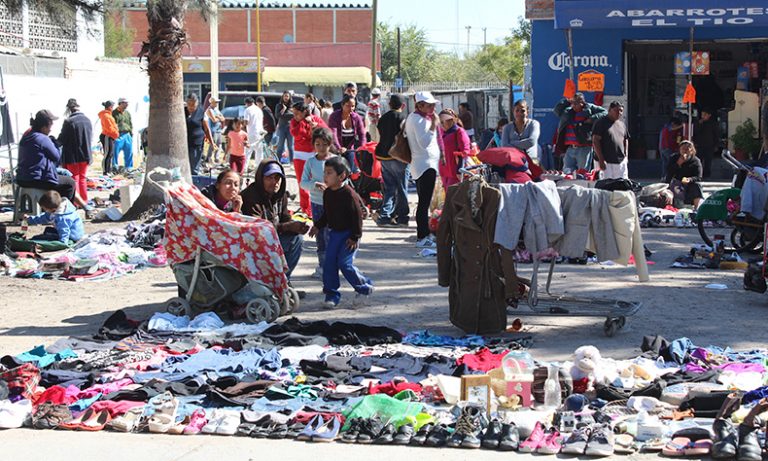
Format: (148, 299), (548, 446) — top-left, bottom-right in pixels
(120, 1), (379, 101)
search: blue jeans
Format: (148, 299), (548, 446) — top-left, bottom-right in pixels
(563, 146), (593, 172)
(310, 202), (328, 268)
(380, 159), (410, 223)
(342, 150), (360, 174)
(279, 232), (303, 278)
(660, 148), (673, 178)
(274, 123), (294, 162)
(113, 132), (133, 169)
(323, 229), (373, 304)
(188, 143), (204, 175)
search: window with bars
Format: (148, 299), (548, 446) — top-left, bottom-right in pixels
(0, 1), (78, 53)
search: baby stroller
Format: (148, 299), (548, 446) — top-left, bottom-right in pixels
(147, 168), (300, 324)
(350, 142), (383, 212)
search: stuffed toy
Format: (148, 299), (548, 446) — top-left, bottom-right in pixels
(570, 346), (604, 390)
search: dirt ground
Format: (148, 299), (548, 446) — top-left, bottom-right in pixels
(0, 178), (764, 460)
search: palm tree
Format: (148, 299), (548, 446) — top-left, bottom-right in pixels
(124, 0), (212, 220)
(1, 0), (211, 219)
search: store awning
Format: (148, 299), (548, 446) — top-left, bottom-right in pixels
(262, 66), (381, 87)
(554, 1), (768, 30)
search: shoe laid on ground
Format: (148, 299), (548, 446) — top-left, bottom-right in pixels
(737, 423), (762, 461)
(519, 422), (546, 453)
(425, 424), (451, 447)
(537, 427), (562, 455)
(415, 237), (437, 248)
(356, 417), (384, 444)
(711, 418), (738, 459)
(374, 423), (396, 444)
(498, 423), (520, 451)
(561, 425), (591, 455)
(340, 418), (362, 443)
(448, 405), (484, 449)
(481, 420), (503, 449)
(393, 423), (414, 445)
(311, 415), (340, 442)
(585, 424), (615, 457)
(375, 217), (396, 227)
(410, 423), (433, 446)
(311, 266), (323, 279)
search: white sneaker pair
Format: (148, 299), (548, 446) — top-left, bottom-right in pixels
(201, 409), (240, 435)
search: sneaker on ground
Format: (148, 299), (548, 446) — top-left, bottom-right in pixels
(415, 237), (437, 248)
(561, 425), (591, 455)
(375, 217), (396, 227)
(353, 288), (373, 307)
(584, 424), (615, 457)
(311, 267), (323, 279)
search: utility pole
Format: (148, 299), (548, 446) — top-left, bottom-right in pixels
(371, 0), (378, 89)
(256, 1), (262, 91)
(482, 27), (487, 46)
(465, 25), (471, 55)
(396, 26), (401, 88)
(210, 0), (219, 98)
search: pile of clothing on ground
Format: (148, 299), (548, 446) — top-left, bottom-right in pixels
(0, 315), (766, 459)
(0, 219), (166, 281)
(86, 175), (131, 192)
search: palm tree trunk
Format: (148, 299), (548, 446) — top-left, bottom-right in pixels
(122, 0), (191, 220)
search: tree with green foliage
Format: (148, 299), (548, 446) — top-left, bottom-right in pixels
(377, 22), (436, 82)
(474, 17), (530, 84)
(104, 10), (135, 58)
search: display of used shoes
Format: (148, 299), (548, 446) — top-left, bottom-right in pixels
(392, 423), (414, 445)
(410, 423), (434, 446)
(584, 424), (616, 457)
(447, 404), (486, 449)
(519, 421), (547, 453)
(424, 424), (451, 447)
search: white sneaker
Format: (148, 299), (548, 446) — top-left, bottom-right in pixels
(415, 237), (437, 248)
(322, 300), (338, 309)
(0, 399), (31, 429)
(311, 267), (323, 279)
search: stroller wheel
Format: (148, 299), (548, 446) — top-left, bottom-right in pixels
(246, 298), (279, 324)
(281, 288), (301, 315)
(166, 297), (191, 317)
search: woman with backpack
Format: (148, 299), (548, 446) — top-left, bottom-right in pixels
(438, 108), (471, 189)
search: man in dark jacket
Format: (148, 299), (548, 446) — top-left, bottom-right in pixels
(374, 94), (409, 227)
(692, 109), (720, 178)
(241, 159), (308, 278)
(58, 98), (93, 203)
(333, 81), (368, 120)
(554, 92), (607, 173)
(256, 96), (276, 145)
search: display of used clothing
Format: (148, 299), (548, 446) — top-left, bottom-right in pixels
(494, 180), (564, 255)
(437, 177), (518, 334)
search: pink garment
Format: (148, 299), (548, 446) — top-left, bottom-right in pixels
(164, 183), (289, 298)
(439, 126), (471, 188)
(77, 378), (134, 399)
(685, 362), (766, 374)
(89, 399), (144, 417)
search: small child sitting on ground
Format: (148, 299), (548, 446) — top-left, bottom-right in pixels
(309, 156), (374, 308)
(23, 190), (85, 244)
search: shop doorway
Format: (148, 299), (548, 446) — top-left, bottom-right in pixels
(626, 39), (768, 162)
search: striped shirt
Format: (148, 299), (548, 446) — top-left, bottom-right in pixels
(564, 111), (589, 147)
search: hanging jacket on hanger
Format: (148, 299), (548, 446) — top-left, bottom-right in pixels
(437, 177), (518, 334)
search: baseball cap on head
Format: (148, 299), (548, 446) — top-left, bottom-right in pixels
(262, 163), (284, 178)
(371, 88), (381, 95)
(344, 81), (357, 90)
(118, 97), (128, 104)
(414, 91), (438, 104)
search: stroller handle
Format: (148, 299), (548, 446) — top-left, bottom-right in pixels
(146, 167), (182, 191)
(721, 149), (748, 171)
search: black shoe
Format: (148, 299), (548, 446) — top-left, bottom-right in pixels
(737, 423), (762, 461)
(374, 423), (396, 444)
(393, 423), (414, 445)
(425, 424), (451, 447)
(712, 418), (738, 459)
(356, 417), (383, 444)
(498, 423), (520, 451)
(341, 418), (362, 443)
(410, 423), (433, 446)
(481, 420), (503, 449)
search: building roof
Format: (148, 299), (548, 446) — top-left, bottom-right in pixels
(262, 66), (380, 86)
(123, 1), (371, 9)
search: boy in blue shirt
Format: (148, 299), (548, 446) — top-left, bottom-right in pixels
(23, 190), (84, 244)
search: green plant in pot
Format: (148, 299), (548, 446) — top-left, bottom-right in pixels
(730, 118), (762, 160)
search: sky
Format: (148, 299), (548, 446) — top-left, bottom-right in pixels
(377, 0), (527, 54)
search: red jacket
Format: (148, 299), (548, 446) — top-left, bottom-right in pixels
(289, 115), (327, 153)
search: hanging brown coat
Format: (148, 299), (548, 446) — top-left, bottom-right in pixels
(437, 177), (519, 334)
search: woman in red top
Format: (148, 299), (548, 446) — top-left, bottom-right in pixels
(438, 108), (471, 188)
(289, 101), (327, 216)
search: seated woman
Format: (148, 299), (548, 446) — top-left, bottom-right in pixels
(666, 140), (704, 209)
(485, 118), (508, 149)
(201, 169), (243, 213)
(16, 110), (92, 215)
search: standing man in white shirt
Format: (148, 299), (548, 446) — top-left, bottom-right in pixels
(244, 96), (265, 169)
